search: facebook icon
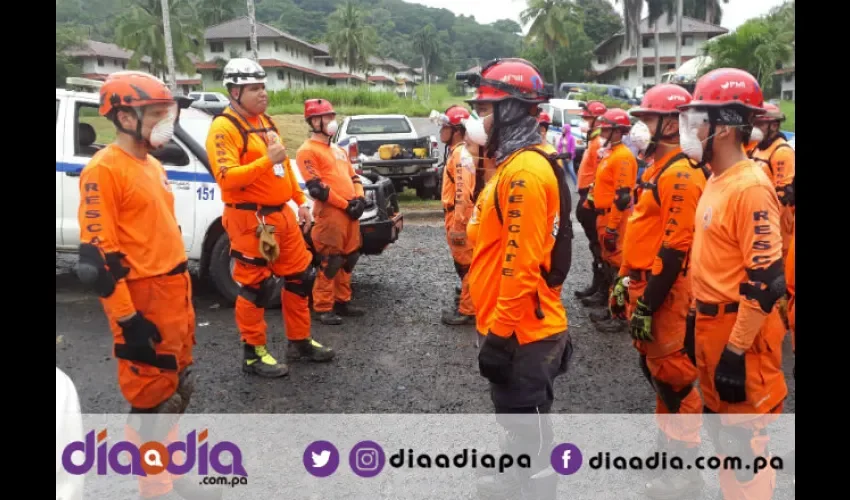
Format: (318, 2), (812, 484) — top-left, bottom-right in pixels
(551, 443), (583, 475)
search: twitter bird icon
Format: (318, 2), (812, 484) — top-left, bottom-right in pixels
(304, 441), (340, 477)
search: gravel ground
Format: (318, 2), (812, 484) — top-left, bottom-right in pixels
(55, 210), (795, 415)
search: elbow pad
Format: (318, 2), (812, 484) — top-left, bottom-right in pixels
(76, 244), (130, 298)
(739, 260), (787, 313)
(306, 178), (330, 202)
(641, 247), (685, 312)
(777, 183), (795, 207)
(614, 186), (632, 211)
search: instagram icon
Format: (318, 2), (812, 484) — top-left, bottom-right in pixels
(349, 441), (385, 478)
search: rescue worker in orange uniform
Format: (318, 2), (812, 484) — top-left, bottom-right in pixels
(433, 105), (477, 325)
(611, 84), (708, 498)
(459, 58), (573, 500)
(587, 109), (638, 333)
(295, 99), (367, 325)
(748, 103), (795, 258)
(682, 68), (788, 500)
(537, 111), (558, 155)
(207, 59), (334, 378)
(574, 101), (609, 303)
(779, 227), (795, 480)
(76, 72), (219, 500)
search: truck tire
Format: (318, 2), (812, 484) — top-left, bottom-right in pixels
(418, 185), (437, 200)
(208, 233), (281, 308)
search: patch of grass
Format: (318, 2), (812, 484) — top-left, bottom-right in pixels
(397, 188), (442, 210)
(779, 100), (795, 132)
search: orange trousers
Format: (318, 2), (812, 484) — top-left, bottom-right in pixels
(107, 270), (195, 410)
(311, 205), (361, 312)
(629, 275), (702, 445)
(445, 212), (474, 316)
(596, 209), (628, 268)
(223, 206), (313, 345)
(124, 422), (182, 498)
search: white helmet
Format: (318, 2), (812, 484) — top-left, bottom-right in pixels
(223, 58), (267, 86)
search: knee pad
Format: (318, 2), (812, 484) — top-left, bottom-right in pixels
(322, 255), (344, 279)
(652, 379), (694, 414)
(238, 275), (281, 306)
(342, 251), (360, 273)
(453, 260), (470, 280)
(76, 243), (130, 298)
(284, 267), (316, 298)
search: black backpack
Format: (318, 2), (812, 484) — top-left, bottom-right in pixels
(493, 146), (574, 289)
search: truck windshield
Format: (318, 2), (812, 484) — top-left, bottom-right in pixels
(347, 118), (411, 135)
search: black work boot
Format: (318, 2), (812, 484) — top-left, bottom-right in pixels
(644, 442), (704, 499)
(318, 311), (343, 325)
(242, 343), (289, 377)
(590, 308), (612, 322)
(597, 318), (628, 333)
(574, 263), (603, 299)
(288, 337), (335, 362)
(442, 308), (475, 326)
(333, 301), (365, 317)
(172, 475), (224, 500)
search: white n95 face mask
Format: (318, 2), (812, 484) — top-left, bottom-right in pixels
(628, 121), (652, 152)
(679, 110), (709, 162)
(325, 119), (339, 136)
(750, 126), (764, 144)
(148, 103), (177, 148)
(463, 113), (490, 146)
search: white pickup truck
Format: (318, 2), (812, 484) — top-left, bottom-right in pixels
(56, 86), (403, 306)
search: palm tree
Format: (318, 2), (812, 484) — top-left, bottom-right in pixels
(194, 0), (242, 27)
(326, 1), (377, 76)
(160, 0), (178, 90)
(615, 0), (645, 92)
(115, 0), (203, 78)
(246, 0), (258, 60)
(521, 0), (576, 87)
(647, 0), (671, 85)
(675, 0), (683, 67)
(412, 24), (439, 101)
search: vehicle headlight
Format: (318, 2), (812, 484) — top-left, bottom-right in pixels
(364, 190), (377, 206)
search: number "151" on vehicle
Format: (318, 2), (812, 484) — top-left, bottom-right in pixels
(197, 186), (216, 200)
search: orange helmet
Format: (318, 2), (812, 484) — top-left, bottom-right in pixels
(581, 101), (607, 119)
(538, 111), (552, 125)
(754, 102), (785, 123)
(444, 105), (471, 126)
(678, 68), (765, 120)
(99, 71), (174, 117)
(629, 84), (692, 117)
(598, 109), (632, 131)
(461, 58), (553, 104)
(304, 99), (335, 119)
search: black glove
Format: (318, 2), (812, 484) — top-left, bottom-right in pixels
(715, 347), (747, 404)
(478, 332), (516, 385)
(346, 199), (365, 220)
(118, 312), (162, 359)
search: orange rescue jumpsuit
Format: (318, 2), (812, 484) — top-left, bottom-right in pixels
(750, 137), (795, 257)
(207, 109), (313, 345)
(691, 160), (787, 499)
(592, 143), (638, 268)
(469, 148), (569, 410)
(442, 141), (476, 316)
(296, 138), (364, 312)
(619, 149), (706, 446)
(79, 144), (195, 498)
(786, 228), (795, 352)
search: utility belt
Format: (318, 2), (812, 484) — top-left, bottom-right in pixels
(128, 261), (188, 283)
(695, 300), (739, 317)
(225, 202), (285, 216)
(628, 269), (651, 282)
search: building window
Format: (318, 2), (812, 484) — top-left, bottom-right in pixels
(642, 37), (654, 49)
(277, 70), (285, 79)
(643, 65), (656, 78)
(782, 90), (793, 100)
(274, 41), (279, 51)
(326, 60), (332, 67)
(784, 73), (794, 82)
(122, 62), (126, 69)
(97, 58), (104, 66)
(682, 35), (694, 47)
(597, 55), (606, 65)
(210, 42), (223, 52)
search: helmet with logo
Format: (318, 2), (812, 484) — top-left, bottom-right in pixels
(99, 71), (174, 117)
(444, 105), (471, 126)
(598, 108), (632, 131)
(677, 68), (765, 123)
(538, 111), (552, 126)
(461, 58), (553, 104)
(629, 84), (692, 117)
(580, 100), (607, 119)
(223, 58), (267, 87)
(754, 102), (785, 123)
(304, 99), (336, 119)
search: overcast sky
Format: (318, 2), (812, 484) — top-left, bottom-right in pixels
(405, 0), (790, 33)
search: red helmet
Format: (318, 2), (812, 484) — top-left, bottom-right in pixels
(598, 109), (631, 130)
(581, 100), (607, 119)
(304, 99), (335, 119)
(99, 71), (173, 117)
(678, 68), (765, 116)
(754, 102), (785, 122)
(629, 84), (692, 117)
(538, 111), (552, 125)
(463, 58), (552, 104)
(444, 105), (471, 126)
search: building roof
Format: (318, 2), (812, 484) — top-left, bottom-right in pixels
(65, 40), (152, 64)
(594, 16), (728, 53)
(258, 59), (329, 79)
(774, 66), (795, 75)
(205, 17), (327, 55)
(176, 78), (202, 85)
(325, 72), (367, 82)
(592, 55), (695, 77)
(367, 75), (395, 83)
